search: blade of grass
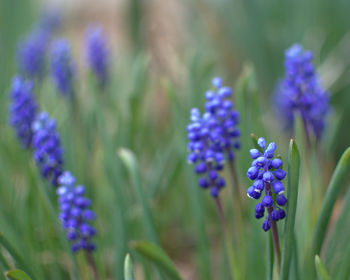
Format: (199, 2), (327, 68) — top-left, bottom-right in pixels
(324, 185), (350, 272)
(124, 254), (134, 280)
(0, 233), (34, 279)
(315, 255), (330, 280)
(334, 239), (350, 280)
(310, 147), (350, 255)
(119, 148), (159, 245)
(132, 241), (182, 280)
(4, 269), (32, 280)
(280, 139), (300, 280)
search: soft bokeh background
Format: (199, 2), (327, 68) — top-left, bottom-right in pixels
(1, 0), (350, 279)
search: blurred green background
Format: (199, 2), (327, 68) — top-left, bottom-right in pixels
(0, 0), (350, 279)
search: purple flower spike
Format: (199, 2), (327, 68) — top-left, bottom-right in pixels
(187, 77), (240, 197)
(32, 112), (63, 186)
(84, 24), (110, 89)
(276, 44), (329, 139)
(57, 171), (97, 253)
(246, 137), (287, 231)
(50, 39), (76, 96)
(8, 76), (38, 148)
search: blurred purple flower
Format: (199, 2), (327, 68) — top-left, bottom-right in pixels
(50, 39), (75, 96)
(32, 112), (63, 186)
(276, 44), (329, 139)
(8, 76), (38, 148)
(84, 24), (110, 89)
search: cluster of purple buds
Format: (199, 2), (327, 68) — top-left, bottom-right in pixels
(8, 76), (38, 148)
(84, 25), (110, 89)
(32, 112), (63, 186)
(50, 39), (76, 96)
(187, 77), (240, 197)
(17, 30), (49, 78)
(246, 137), (287, 231)
(17, 11), (60, 79)
(276, 44), (329, 139)
(57, 171), (96, 252)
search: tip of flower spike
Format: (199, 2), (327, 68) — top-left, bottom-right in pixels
(212, 77), (222, 88)
(257, 137), (266, 150)
(285, 44), (302, 58)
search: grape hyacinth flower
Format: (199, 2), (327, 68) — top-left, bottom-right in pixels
(36, 9), (61, 34)
(57, 171), (96, 252)
(17, 30), (49, 78)
(50, 39), (75, 96)
(187, 77), (240, 197)
(276, 44), (329, 139)
(84, 25), (110, 89)
(246, 137), (287, 231)
(8, 76), (38, 148)
(32, 112), (63, 186)
(204, 77), (240, 161)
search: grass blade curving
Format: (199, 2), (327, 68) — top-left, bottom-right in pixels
(310, 147), (350, 256)
(124, 254), (134, 280)
(314, 255), (330, 280)
(280, 139), (300, 280)
(132, 241), (182, 280)
(4, 269), (32, 280)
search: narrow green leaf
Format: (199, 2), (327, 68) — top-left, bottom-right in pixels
(325, 185), (350, 270)
(124, 254), (134, 280)
(280, 139), (300, 280)
(5, 269), (31, 280)
(310, 147), (350, 256)
(335, 239), (350, 280)
(315, 255), (330, 280)
(118, 148), (159, 245)
(0, 233), (34, 278)
(132, 241), (182, 280)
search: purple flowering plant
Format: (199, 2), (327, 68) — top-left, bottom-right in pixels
(4, 6), (350, 280)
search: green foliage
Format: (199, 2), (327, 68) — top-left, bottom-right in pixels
(124, 254), (134, 280)
(5, 270), (31, 280)
(314, 255), (330, 280)
(132, 241), (182, 280)
(310, 147), (350, 256)
(280, 140), (300, 279)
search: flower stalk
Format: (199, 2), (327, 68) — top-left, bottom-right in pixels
(215, 197), (241, 280)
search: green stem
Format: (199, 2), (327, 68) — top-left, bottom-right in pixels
(228, 161), (246, 275)
(85, 251), (99, 280)
(215, 197), (241, 280)
(267, 207), (281, 273)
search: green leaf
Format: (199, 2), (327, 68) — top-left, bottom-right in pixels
(310, 147), (350, 256)
(118, 148), (159, 245)
(315, 255), (330, 280)
(132, 241), (182, 280)
(5, 269), (32, 280)
(280, 139), (300, 280)
(0, 232), (34, 278)
(124, 254), (134, 280)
